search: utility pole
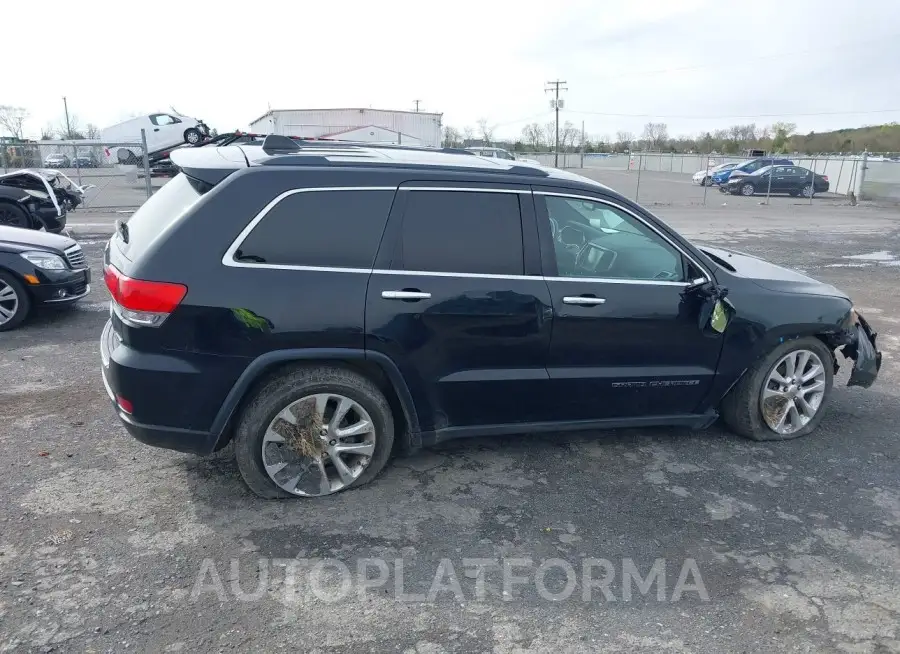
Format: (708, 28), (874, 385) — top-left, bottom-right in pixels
(544, 80), (567, 167)
(413, 100), (421, 112)
(62, 96), (72, 140)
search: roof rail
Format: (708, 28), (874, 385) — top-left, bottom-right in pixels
(261, 134), (302, 154)
(257, 156), (550, 177)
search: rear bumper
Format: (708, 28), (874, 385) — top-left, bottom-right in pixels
(100, 319), (243, 455)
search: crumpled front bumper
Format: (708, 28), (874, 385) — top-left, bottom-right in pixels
(842, 312), (882, 388)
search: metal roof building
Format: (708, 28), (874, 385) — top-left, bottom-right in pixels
(248, 108), (443, 148)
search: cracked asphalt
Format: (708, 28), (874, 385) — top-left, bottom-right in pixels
(1, 200), (898, 653)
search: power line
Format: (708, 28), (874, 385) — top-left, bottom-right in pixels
(568, 108), (900, 120)
(545, 80), (568, 167)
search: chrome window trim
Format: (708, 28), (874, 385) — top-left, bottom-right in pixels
(398, 187), (529, 194)
(534, 191), (712, 282)
(221, 186), (398, 268)
(222, 185), (703, 287)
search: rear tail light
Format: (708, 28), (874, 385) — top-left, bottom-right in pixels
(104, 264), (187, 327)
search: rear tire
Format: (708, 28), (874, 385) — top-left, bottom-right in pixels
(0, 271), (31, 332)
(801, 184), (814, 198)
(233, 365), (395, 499)
(720, 337), (834, 441)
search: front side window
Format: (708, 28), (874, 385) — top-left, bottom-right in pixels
(397, 190), (524, 275)
(541, 195), (684, 282)
(150, 114), (177, 126)
(235, 189), (394, 268)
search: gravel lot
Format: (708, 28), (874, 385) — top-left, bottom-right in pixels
(2, 198), (899, 653)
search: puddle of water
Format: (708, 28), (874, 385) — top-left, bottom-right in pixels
(841, 250), (896, 262)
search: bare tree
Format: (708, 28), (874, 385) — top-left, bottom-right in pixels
(543, 121), (557, 149)
(614, 131), (634, 151)
(442, 125), (462, 147)
(642, 122), (669, 150)
(560, 121), (579, 151)
(520, 123), (544, 150)
(58, 113), (85, 140)
(85, 123), (100, 139)
(462, 126), (475, 143)
(0, 105), (29, 140)
(755, 125), (772, 141)
(476, 118), (494, 145)
(40, 123), (57, 140)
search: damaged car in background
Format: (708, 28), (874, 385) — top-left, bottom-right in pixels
(0, 169), (94, 232)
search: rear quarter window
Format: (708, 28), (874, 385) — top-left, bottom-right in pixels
(116, 174), (203, 261)
(232, 189), (395, 269)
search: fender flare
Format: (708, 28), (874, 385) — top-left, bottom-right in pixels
(209, 348), (420, 445)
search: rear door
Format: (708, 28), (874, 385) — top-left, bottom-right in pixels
(534, 188), (724, 421)
(365, 183), (553, 434)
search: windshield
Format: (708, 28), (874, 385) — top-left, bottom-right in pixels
(750, 165), (773, 176)
(712, 162), (738, 172)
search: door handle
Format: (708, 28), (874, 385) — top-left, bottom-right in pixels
(382, 290), (431, 300)
(153, 128), (160, 132)
(563, 296), (606, 306)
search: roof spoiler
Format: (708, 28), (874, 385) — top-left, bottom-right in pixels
(169, 145), (248, 187)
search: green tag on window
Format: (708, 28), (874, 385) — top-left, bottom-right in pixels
(710, 300), (730, 333)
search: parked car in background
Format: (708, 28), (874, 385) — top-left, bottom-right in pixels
(0, 226), (90, 330)
(71, 151), (99, 168)
(711, 157), (793, 185)
(723, 165), (829, 197)
(100, 136), (880, 499)
(101, 112), (210, 165)
(693, 162), (739, 186)
(44, 152), (70, 168)
(466, 146), (540, 165)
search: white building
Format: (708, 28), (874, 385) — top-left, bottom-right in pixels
(248, 108), (443, 148)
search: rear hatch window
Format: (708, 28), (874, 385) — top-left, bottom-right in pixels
(114, 174), (203, 261)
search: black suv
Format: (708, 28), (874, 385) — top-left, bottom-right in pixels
(100, 137), (881, 499)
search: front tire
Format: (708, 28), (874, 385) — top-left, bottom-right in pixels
(740, 183), (755, 196)
(233, 365), (395, 499)
(0, 271), (31, 331)
(184, 128), (202, 145)
(0, 202), (31, 229)
(721, 337), (834, 441)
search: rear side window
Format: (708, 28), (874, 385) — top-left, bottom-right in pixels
(235, 189), (394, 269)
(118, 173), (202, 261)
(397, 190), (524, 275)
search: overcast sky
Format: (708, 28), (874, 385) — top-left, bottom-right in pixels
(5, 0), (899, 141)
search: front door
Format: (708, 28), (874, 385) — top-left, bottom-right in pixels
(533, 189), (725, 421)
(365, 184), (553, 434)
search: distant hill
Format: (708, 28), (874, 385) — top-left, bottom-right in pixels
(790, 123), (900, 154)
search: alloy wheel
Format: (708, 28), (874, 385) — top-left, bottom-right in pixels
(801, 184), (813, 198)
(741, 183), (755, 196)
(760, 349), (827, 435)
(260, 393), (376, 496)
(0, 280), (20, 326)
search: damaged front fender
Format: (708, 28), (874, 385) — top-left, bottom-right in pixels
(840, 312), (882, 389)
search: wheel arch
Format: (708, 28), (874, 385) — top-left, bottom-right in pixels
(0, 197), (34, 229)
(209, 348), (420, 451)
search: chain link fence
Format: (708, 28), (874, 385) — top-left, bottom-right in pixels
(518, 151), (887, 205)
(1, 138), (156, 211)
